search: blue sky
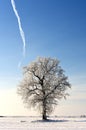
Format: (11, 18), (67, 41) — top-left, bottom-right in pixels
(0, 0), (86, 116)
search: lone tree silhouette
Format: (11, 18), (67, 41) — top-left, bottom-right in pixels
(18, 57), (71, 120)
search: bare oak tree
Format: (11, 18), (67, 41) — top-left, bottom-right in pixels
(18, 57), (71, 120)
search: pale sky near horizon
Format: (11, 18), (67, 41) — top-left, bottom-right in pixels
(0, 0), (86, 116)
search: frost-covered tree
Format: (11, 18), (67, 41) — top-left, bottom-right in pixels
(18, 57), (71, 120)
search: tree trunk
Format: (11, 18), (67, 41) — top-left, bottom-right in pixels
(42, 82), (47, 120)
(42, 110), (47, 120)
(42, 101), (47, 120)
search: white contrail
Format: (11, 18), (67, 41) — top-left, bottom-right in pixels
(11, 0), (26, 57)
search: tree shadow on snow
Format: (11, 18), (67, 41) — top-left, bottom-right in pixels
(31, 119), (68, 123)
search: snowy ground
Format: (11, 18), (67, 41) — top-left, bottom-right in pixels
(0, 116), (86, 130)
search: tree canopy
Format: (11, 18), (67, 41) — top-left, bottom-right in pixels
(18, 57), (71, 120)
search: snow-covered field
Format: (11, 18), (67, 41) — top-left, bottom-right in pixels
(0, 116), (86, 130)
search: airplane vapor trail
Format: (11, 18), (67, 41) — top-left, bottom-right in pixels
(11, 0), (26, 57)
